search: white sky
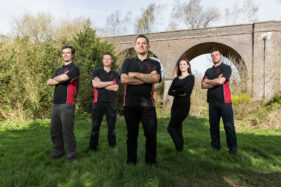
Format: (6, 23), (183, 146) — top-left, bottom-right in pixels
(0, 0), (280, 78)
(0, 0), (280, 35)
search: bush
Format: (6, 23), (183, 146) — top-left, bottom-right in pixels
(0, 25), (118, 120)
(67, 25), (117, 113)
(0, 38), (60, 120)
(232, 93), (252, 106)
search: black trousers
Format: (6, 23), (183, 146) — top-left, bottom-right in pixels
(124, 106), (157, 164)
(167, 101), (190, 151)
(50, 104), (76, 159)
(89, 103), (117, 150)
(209, 103), (237, 151)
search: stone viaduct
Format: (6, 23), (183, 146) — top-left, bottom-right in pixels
(104, 21), (281, 102)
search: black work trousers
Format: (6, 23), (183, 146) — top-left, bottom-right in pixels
(50, 104), (76, 159)
(89, 103), (117, 150)
(209, 103), (237, 152)
(124, 106), (157, 164)
(167, 101), (190, 151)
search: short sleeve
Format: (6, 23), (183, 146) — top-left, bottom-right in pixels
(153, 61), (162, 83)
(50, 69), (60, 79)
(120, 58), (129, 75)
(92, 69), (99, 80)
(113, 71), (120, 86)
(202, 70), (208, 83)
(222, 65), (231, 81)
(66, 66), (80, 80)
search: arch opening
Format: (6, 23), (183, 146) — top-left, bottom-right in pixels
(174, 42), (248, 94)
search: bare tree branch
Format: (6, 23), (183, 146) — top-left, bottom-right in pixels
(105, 10), (132, 36)
(135, 3), (157, 33)
(172, 0), (220, 29)
(223, 0), (259, 25)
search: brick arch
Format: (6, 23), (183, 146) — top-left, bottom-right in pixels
(105, 21), (281, 101)
(173, 42), (248, 81)
(177, 42), (245, 64)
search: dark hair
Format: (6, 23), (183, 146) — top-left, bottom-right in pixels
(135, 34), (149, 44)
(210, 48), (222, 55)
(103, 52), (113, 60)
(62, 46), (75, 55)
(177, 59), (192, 77)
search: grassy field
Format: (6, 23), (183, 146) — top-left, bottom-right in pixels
(0, 112), (281, 187)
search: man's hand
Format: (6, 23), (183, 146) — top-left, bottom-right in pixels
(128, 70), (160, 84)
(202, 74), (226, 89)
(47, 78), (59, 86)
(53, 74), (70, 83)
(120, 73), (145, 85)
(92, 77), (114, 88)
(128, 72), (138, 77)
(150, 70), (157, 75)
(105, 85), (119, 92)
(205, 74), (222, 84)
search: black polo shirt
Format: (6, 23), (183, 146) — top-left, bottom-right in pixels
(51, 62), (80, 105)
(120, 56), (161, 107)
(202, 63), (232, 104)
(92, 68), (120, 103)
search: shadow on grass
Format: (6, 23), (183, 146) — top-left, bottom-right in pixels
(0, 115), (280, 186)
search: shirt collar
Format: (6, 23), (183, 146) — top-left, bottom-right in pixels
(135, 56), (149, 62)
(212, 62), (223, 68)
(63, 61), (73, 68)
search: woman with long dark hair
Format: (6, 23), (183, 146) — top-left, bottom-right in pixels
(168, 59), (194, 151)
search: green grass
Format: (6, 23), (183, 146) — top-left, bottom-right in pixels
(0, 114), (280, 187)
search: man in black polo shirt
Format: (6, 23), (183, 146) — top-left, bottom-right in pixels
(202, 48), (237, 154)
(89, 53), (120, 151)
(47, 46), (80, 162)
(120, 35), (161, 164)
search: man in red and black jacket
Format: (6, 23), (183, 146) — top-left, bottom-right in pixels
(202, 48), (237, 155)
(47, 46), (79, 162)
(120, 35), (161, 165)
(89, 53), (120, 151)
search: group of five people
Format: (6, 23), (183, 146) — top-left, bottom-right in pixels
(47, 34), (237, 164)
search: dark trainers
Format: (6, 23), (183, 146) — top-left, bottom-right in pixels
(229, 150), (237, 155)
(212, 147), (220, 151)
(66, 157), (76, 163)
(88, 148), (97, 152)
(49, 154), (64, 159)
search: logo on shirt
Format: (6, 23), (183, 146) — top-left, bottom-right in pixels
(64, 69), (69, 73)
(216, 69), (220, 74)
(110, 74), (113, 79)
(146, 64), (151, 70)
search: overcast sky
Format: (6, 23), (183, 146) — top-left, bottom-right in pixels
(0, 0), (280, 77)
(0, 0), (280, 35)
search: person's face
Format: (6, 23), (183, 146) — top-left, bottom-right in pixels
(62, 48), (74, 62)
(102, 54), (113, 67)
(135, 37), (150, 55)
(179, 60), (189, 73)
(211, 51), (222, 64)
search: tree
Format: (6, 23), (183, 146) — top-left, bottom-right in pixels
(13, 13), (53, 42)
(223, 0), (259, 24)
(105, 10), (132, 36)
(135, 3), (157, 33)
(172, 0), (220, 29)
(67, 25), (117, 112)
(12, 13), (90, 42)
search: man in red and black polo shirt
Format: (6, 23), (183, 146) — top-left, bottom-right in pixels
(202, 48), (237, 155)
(47, 46), (79, 162)
(89, 53), (120, 151)
(120, 35), (161, 164)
